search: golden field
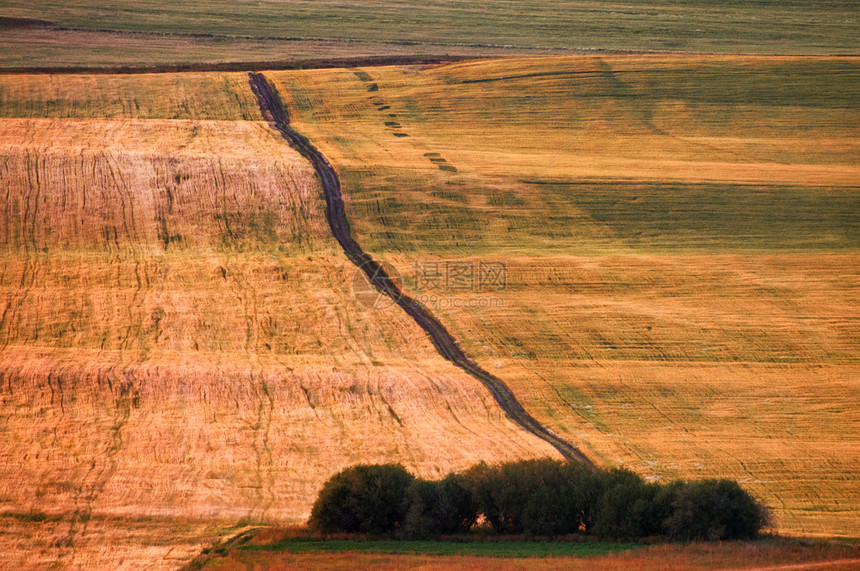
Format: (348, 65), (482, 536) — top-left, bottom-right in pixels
(265, 55), (860, 537)
(0, 78), (556, 568)
(1, 54), (858, 568)
(0, 72), (265, 119)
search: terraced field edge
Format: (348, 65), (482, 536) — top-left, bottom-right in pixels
(0, 55), (481, 75)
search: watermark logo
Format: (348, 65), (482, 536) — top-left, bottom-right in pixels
(351, 260), (403, 310)
(414, 260), (507, 292)
(411, 294), (506, 310)
(352, 259), (507, 310)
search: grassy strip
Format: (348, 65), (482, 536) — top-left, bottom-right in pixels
(2, 1), (858, 68)
(188, 535), (860, 571)
(239, 538), (640, 558)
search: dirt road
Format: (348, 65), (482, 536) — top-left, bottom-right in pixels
(248, 72), (595, 469)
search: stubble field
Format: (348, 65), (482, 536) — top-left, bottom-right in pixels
(2, 0), (858, 68)
(1, 49), (858, 569)
(0, 73), (555, 568)
(264, 54), (860, 538)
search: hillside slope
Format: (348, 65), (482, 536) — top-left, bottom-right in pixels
(0, 74), (555, 569)
(266, 55), (860, 537)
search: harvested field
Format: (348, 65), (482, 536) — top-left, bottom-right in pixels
(248, 71), (592, 465)
(265, 54), (860, 537)
(0, 73), (264, 119)
(2, 52), (858, 567)
(0, 76), (556, 567)
(0, 514), (240, 571)
(2, 1), (858, 68)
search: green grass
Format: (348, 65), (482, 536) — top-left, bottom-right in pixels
(346, 176), (859, 255)
(1, 1), (858, 68)
(530, 180), (860, 252)
(239, 538), (640, 558)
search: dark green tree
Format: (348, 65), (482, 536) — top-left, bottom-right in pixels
(592, 468), (662, 538)
(461, 459), (545, 534)
(309, 464), (415, 534)
(307, 460), (769, 542)
(401, 474), (477, 538)
(463, 459), (601, 536)
(460, 461), (503, 531)
(664, 479), (769, 540)
(523, 461), (600, 536)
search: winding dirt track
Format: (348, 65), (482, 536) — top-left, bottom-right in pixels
(248, 72), (596, 469)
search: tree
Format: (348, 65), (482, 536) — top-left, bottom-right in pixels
(401, 474), (477, 538)
(307, 460), (770, 542)
(592, 468), (662, 538)
(463, 459), (601, 536)
(309, 464), (414, 534)
(663, 479), (769, 540)
(523, 461), (599, 536)
(460, 461), (503, 531)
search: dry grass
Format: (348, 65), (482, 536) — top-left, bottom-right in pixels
(0, 73), (264, 119)
(0, 513), (244, 570)
(265, 54), (860, 537)
(0, 76), (556, 567)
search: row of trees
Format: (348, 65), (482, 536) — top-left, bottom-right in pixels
(309, 459), (769, 541)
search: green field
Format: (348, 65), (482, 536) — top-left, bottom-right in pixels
(1, 1), (858, 68)
(189, 533), (860, 570)
(235, 538), (638, 558)
(271, 56), (859, 257)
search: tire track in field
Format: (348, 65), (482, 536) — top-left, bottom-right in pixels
(60, 370), (135, 565)
(248, 72), (596, 469)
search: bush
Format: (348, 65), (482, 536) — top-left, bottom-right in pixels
(401, 474), (477, 538)
(308, 460), (769, 542)
(592, 469), (662, 539)
(462, 458), (601, 536)
(309, 463), (414, 534)
(663, 479), (769, 540)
